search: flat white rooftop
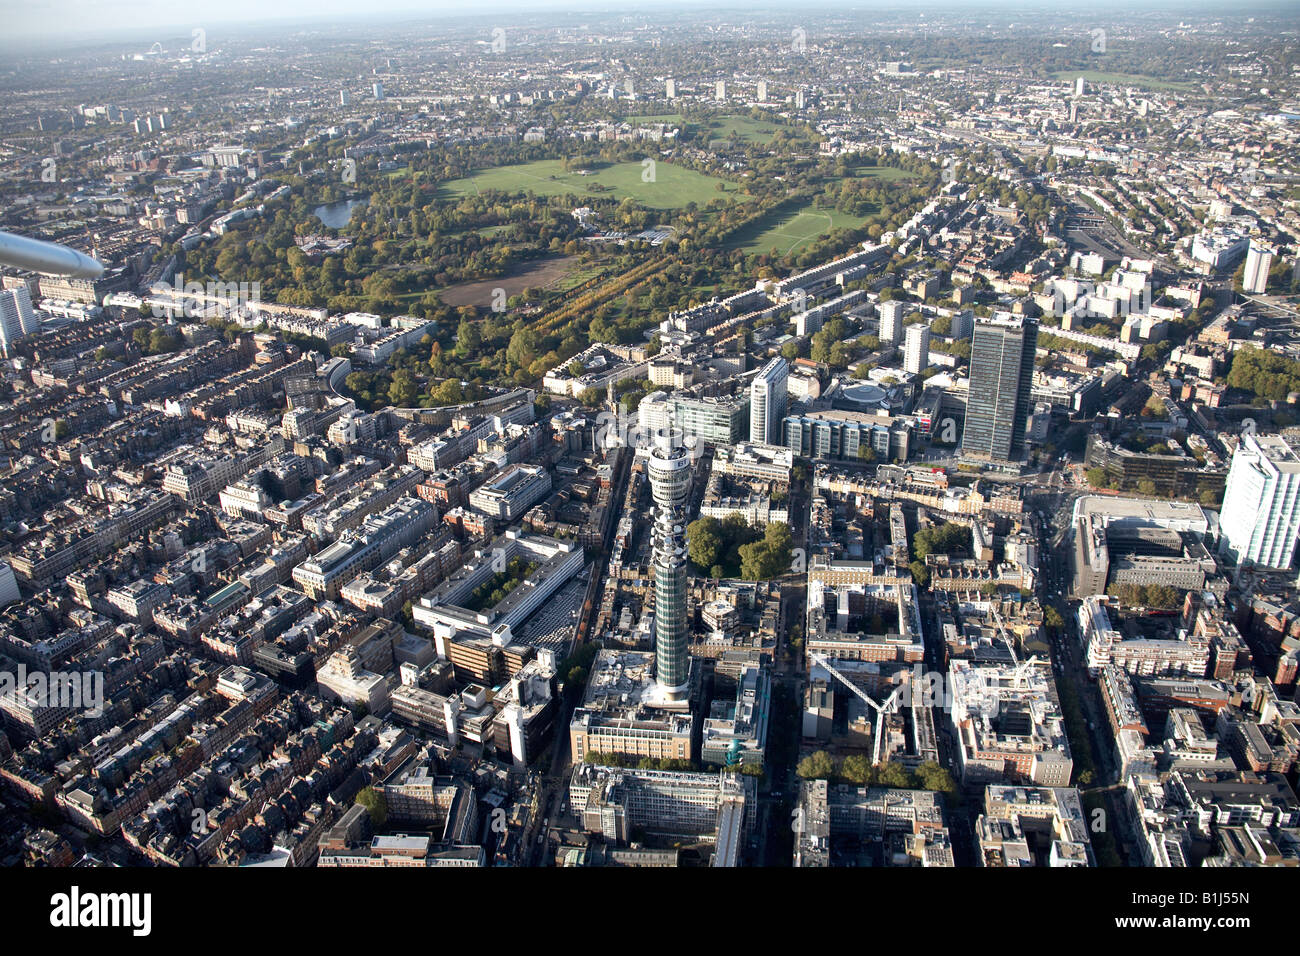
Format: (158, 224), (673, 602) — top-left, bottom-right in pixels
(1072, 495), (1208, 531)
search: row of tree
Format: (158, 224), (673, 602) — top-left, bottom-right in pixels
(1106, 582), (1184, 611)
(795, 752), (959, 797)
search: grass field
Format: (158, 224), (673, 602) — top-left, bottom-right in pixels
(726, 198), (879, 256)
(722, 166), (913, 255)
(554, 264), (607, 291)
(1050, 70), (1196, 92)
(701, 115), (783, 145)
(438, 159), (746, 210)
(622, 113), (781, 144)
(851, 165), (918, 183)
(436, 224), (513, 240)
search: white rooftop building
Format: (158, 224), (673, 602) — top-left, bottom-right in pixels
(1220, 432), (1300, 570)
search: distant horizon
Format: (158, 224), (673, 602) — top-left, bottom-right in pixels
(3, 0), (1294, 51)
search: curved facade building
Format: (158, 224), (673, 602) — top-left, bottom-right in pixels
(648, 435), (693, 700)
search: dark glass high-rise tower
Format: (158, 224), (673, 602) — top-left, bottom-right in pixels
(647, 435), (692, 700)
(962, 315), (1038, 461)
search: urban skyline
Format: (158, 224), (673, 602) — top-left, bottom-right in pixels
(0, 3), (1294, 914)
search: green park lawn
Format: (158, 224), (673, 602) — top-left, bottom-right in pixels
(728, 203), (872, 256)
(1050, 70), (1196, 92)
(852, 165), (918, 183)
(438, 158), (746, 210)
(624, 114), (781, 145)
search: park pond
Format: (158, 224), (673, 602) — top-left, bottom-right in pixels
(312, 197), (368, 228)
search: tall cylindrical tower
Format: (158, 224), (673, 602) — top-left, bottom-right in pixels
(647, 433), (692, 701)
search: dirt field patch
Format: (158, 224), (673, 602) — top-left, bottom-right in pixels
(436, 255), (581, 309)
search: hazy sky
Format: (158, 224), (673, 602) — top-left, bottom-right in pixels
(3, 1), (555, 43)
(6, 0), (709, 39)
(8, 1), (415, 33)
(0, 0), (1279, 46)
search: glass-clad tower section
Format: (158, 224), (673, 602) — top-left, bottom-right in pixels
(648, 435), (693, 700)
(962, 314), (1038, 461)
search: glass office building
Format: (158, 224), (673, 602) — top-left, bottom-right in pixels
(962, 315), (1037, 461)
